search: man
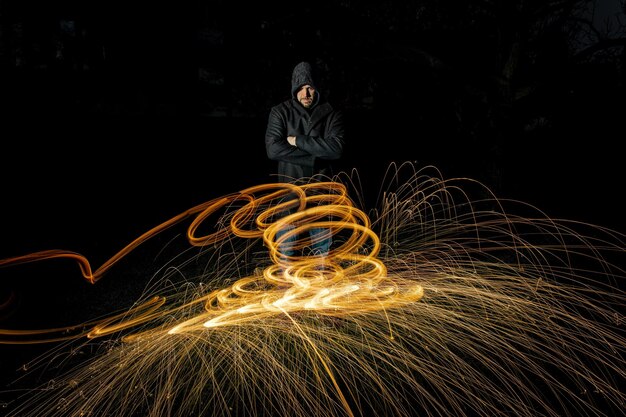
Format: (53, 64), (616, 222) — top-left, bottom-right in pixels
(265, 61), (345, 258)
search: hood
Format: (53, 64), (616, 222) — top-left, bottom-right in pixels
(291, 61), (321, 105)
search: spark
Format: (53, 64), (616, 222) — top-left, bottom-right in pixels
(0, 163), (624, 417)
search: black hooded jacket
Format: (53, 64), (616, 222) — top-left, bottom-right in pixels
(265, 62), (345, 183)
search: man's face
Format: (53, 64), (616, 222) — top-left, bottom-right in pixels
(297, 85), (316, 108)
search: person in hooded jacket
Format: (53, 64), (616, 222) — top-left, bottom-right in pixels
(265, 61), (345, 259)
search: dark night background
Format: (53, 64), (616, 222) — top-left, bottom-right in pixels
(1, 0), (625, 412)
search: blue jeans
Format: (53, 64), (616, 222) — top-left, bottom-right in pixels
(276, 225), (331, 258)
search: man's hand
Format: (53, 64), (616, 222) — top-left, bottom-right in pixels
(287, 136), (297, 147)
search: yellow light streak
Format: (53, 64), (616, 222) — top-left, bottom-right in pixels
(0, 163), (623, 417)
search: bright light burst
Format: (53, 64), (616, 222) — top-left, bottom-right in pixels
(0, 162), (624, 417)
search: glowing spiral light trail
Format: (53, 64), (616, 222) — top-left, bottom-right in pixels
(0, 163), (624, 417)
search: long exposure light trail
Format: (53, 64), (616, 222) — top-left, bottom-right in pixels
(0, 163), (624, 417)
(1, 180), (422, 343)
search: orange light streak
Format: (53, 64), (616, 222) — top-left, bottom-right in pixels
(1, 181), (423, 344)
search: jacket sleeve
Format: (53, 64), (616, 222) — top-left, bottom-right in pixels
(265, 107), (315, 167)
(294, 109), (345, 161)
